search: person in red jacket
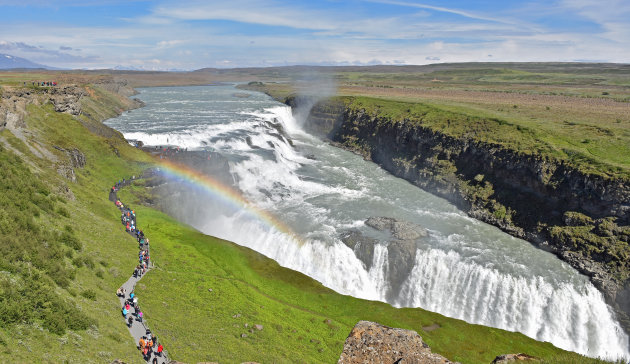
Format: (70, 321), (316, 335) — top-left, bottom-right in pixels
(157, 343), (163, 356)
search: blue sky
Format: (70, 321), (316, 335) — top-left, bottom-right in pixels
(0, 0), (628, 70)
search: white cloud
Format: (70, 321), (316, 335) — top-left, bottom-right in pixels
(364, 0), (516, 24)
(157, 40), (186, 48)
(154, 1), (338, 30)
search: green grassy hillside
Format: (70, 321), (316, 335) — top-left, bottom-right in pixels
(118, 185), (622, 364)
(0, 80), (151, 363)
(0, 75), (622, 363)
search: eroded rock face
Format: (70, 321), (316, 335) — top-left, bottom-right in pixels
(342, 217), (428, 299)
(341, 230), (377, 270)
(53, 146), (86, 183)
(338, 321), (456, 364)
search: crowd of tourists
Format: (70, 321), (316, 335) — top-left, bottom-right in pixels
(111, 176), (166, 363)
(24, 81), (58, 87)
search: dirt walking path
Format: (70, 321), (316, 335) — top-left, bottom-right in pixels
(110, 181), (169, 364)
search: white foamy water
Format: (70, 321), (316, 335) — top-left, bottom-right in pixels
(105, 85), (630, 360)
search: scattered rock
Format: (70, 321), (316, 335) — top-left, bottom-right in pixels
(422, 323), (440, 332)
(244, 323), (249, 328)
(338, 321), (457, 364)
(254, 324), (263, 331)
(491, 353), (539, 363)
(310, 339), (320, 344)
(241, 333), (248, 338)
(110, 360), (127, 364)
(232, 313), (242, 318)
(208, 288), (213, 292)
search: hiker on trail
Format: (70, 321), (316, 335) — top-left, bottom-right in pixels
(157, 343), (163, 356)
(127, 316), (133, 327)
(138, 311), (143, 323)
(138, 337), (145, 350)
(153, 357), (158, 364)
(143, 345), (150, 360)
(125, 302), (131, 311)
(116, 287), (125, 297)
(122, 307), (128, 317)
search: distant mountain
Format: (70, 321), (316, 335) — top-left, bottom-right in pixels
(0, 53), (55, 70)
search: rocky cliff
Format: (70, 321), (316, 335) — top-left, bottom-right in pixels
(292, 96), (630, 333)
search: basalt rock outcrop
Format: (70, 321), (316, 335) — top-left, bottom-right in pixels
(294, 97), (630, 334)
(338, 321), (456, 364)
(53, 146), (86, 183)
(342, 217), (428, 301)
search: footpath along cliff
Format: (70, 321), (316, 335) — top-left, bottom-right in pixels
(282, 94), (630, 333)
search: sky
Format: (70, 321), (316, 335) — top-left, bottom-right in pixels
(0, 0), (628, 70)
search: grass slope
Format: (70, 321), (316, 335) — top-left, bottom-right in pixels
(0, 82), (151, 363)
(119, 185), (618, 364)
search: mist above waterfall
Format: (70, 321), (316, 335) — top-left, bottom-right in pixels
(290, 69), (337, 128)
(105, 85), (630, 360)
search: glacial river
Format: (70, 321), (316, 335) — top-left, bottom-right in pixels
(105, 85), (629, 360)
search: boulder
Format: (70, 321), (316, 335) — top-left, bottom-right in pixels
(338, 321), (457, 364)
(491, 353), (539, 363)
(364, 216), (395, 231)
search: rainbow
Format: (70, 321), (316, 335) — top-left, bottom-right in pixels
(154, 158), (303, 245)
